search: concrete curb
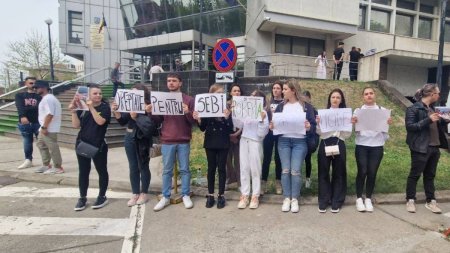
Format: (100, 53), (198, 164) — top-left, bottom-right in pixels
(2, 170), (450, 206)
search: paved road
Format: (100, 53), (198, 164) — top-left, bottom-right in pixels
(1, 179), (449, 253)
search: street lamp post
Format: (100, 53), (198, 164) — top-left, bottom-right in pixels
(437, 0), (447, 102)
(45, 18), (55, 81)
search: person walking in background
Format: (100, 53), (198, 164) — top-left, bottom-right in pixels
(315, 51), (329, 80)
(69, 84), (111, 211)
(226, 84), (243, 190)
(174, 58), (184, 72)
(353, 87), (392, 212)
(111, 62), (124, 98)
(15, 77), (41, 169)
(149, 61), (164, 84)
(333, 42), (345, 80)
(405, 84), (448, 214)
(261, 81), (284, 195)
(33, 80), (64, 174)
(113, 84), (155, 207)
(270, 80), (315, 213)
(236, 90), (269, 209)
(302, 90), (319, 189)
(316, 89), (351, 213)
(149, 73), (196, 211)
(193, 84), (233, 209)
(349, 47), (361, 81)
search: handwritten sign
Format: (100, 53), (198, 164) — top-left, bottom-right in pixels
(151, 91), (183, 115)
(272, 112), (306, 135)
(75, 86), (89, 111)
(231, 96), (264, 121)
(114, 89), (145, 113)
(195, 93), (226, 118)
(355, 108), (391, 132)
(318, 108), (353, 132)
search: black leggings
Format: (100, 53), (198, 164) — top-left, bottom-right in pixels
(304, 152), (312, 178)
(206, 148), (228, 195)
(355, 145), (384, 199)
(77, 143), (109, 198)
(262, 132), (281, 181)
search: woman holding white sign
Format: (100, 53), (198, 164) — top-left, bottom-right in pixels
(316, 88), (351, 213)
(193, 84), (233, 209)
(270, 79), (315, 213)
(352, 87), (391, 212)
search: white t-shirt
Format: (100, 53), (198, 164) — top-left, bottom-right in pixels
(38, 94), (62, 133)
(150, 65), (164, 81)
(282, 102), (305, 139)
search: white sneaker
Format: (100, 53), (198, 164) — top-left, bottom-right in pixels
(43, 167), (64, 174)
(364, 198), (374, 212)
(153, 197), (170, 211)
(237, 195), (249, 209)
(356, 198), (366, 212)
(291, 198), (299, 213)
(18, 159), (32, 169)
(281, 198), (291, 212)
(35, 165), (51, 173)
(182, 195), (193, 209)
(305, 178), (311, 189)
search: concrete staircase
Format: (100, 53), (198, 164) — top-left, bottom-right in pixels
(0, 84), (134, 149)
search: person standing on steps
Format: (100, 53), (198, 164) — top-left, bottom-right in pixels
(15, 77), (41, 169)
(193, 84), (233, 209)
(226, 84), (243, 190)
(111, 62), (124, 98)
(33, 80), (64, 174)
(405, 83), (448, 214)
(69, 84), (111, 211)
(349, 46), (361, 81)
(333, 42), (345, 80)
(148, 73), (196, 211)
(261, 81), (284, 195)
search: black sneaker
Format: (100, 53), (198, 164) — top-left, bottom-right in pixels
(217, 195), (226, 209)
(74, 197), (87, 211)
(92, 196), (109, 209)
(205, 195), (215, 208)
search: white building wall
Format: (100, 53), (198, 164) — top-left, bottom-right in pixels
(387, 64), (428, 96)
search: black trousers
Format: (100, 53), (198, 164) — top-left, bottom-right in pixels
(349, 63), (358, 81)
(317, 138), (347, 209)
(304, 152), (312, 178)
(333, 62), (344, 80)
(355, 145), (384, 198)
(406, 147), (440, 202)
(206, 148), (228, 195)
(112, 81), (125, 98)
(77, 143), (109, 198)
(262, 132), (281, 181)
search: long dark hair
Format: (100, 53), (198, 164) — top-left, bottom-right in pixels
(326, 88), (346, 108)
(271, 80), (284, 101)
(414, 83), (438, 102)
(229, 83), (243, 101)
(132, 83), (151, 104)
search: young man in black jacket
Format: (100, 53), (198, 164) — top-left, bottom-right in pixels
(15, 77), (41, 169)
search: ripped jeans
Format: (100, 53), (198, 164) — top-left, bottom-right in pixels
(278, 137), (307, 199)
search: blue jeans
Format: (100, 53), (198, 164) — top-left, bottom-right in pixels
(18, 123), (40, 161)
(161, 143), (191, 198)
(124, 133), (151, 194)
(278, 137), (307, 199)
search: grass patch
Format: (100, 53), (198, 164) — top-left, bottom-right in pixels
(189, 80), (450, 195)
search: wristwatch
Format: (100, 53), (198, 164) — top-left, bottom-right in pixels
(41, 126), (47, 130)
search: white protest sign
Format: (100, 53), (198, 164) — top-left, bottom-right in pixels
(318, 108), (353, 132)
(355, 108), (391, 132)
(231, 96), (264, 121)
(272, 112), (306, 135)
(114, 89), (145, 113)
(194, 93), (226, 118)
(150, 91), (184, 115)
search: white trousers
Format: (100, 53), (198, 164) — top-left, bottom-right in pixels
(239, 137), (263, 196)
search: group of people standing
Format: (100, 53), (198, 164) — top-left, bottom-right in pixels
(15, 73), (446, 215)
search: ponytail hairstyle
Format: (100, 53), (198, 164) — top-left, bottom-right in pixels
(86, 83), (108, 104)
(326, 88), (347, 109)
(283, 78), (305, 107)
(414, 83), (438, 102)
(132, 83), (151, 104)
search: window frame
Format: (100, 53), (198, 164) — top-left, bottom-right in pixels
(68, 11), (83, 44)
(274, 34), (325, 57)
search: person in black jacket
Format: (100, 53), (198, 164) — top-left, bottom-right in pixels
(112, 83), (155, 207)
(405, 83), (448, 214)
(193, 84), (233, 209)
(69, 84), (111, 211)
(15, 77), (41, 169)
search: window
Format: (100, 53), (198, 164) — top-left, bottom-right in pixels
(420, 4), (434, 14)
(395, 13), (413, 36)
(359, 6), (367, 29)
(275, 34), (325, 57)
(396, 0), (415, 10)
(372, 0), (391, 6)
(445, 22), (450, 42)
(418, 17), (432, 39)
(68, 11), (83, 44)
(370, 9), (390, 33)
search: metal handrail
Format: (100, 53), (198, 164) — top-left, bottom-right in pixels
(0, 86), (26, 100)
(50, 67), (111, 90)
(0, 101), (15, 110)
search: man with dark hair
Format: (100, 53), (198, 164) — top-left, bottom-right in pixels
(111, 62), (124, 98)
(148, 72), (196, 211)
(333, 42), (345, 80)
(349, 46), (361, 81)
(15, 77), (41, 169)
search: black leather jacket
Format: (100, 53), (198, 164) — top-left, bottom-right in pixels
(405, 101), (448, 153)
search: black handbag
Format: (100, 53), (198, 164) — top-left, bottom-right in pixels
(76, 140), (99, 159)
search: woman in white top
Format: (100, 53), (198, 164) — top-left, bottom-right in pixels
(352, 87), (391, 212)
(316, 89), (351, 213)
(315, 51), (329, 80)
